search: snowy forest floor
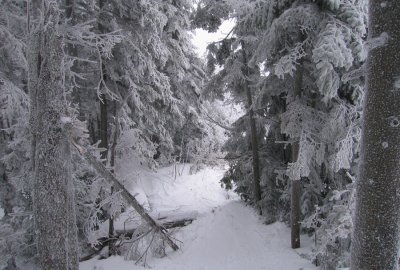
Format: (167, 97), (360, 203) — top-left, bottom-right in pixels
(80, 164), (317, 270)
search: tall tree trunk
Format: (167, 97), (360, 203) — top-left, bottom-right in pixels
(241, 41), (262, 207)
(29, 2), (79, 269)
(290, 145), (301, 249)
(290, 60), (303, 249)
(108, 100), (118, 256)
(99, 95), (108, 159)
(97, 0), (114, 255)
(351, 1), (400, 269)
(0, 169), (14, 217)
(98, 0), (108, 160)
(0, 162), (15, 217)
(28, 0), (43, 172)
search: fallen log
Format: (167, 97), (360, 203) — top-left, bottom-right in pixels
(71, 140), (179, 251)
(155, 210), (198, 229)
(113, 218), (195, 240)
(116, 211), (198, 236)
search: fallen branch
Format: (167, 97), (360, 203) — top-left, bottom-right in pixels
(116, 213), (197, 237)
(71, 140), (179, 251)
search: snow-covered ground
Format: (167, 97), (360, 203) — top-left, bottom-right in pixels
(81, 164), (317, 270)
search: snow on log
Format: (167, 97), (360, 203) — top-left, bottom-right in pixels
(115, 210), (198, 235)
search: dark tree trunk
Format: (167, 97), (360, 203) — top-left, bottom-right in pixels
(290, 60), (304, 249)
(246, 83), (262, 203)
(351, 1), (400, 269)
(98, 0), (108, 160)
(108, 101), (118, 256)
(99, 94), (108, 160)
(97, 0), (114, 256)
(0, 169), (14, 216)
(28, 0), (43, 172)
(241, 41), (262, 207)
(290, 144), (301, 249)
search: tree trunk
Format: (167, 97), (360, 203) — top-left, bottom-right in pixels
(97, 0), (108, 160)
(241, 41), (262, 206)
(0, 168), (15, 216)
(351, 1), (400, 269)
(29, 2), (79, 269)
(290, 60), (304, 249)
(99, 95), (108, 159)
(28, 0), (43, 172)
(97, 0), (114, 256)
(108, 101), (118, 256)
(290, 143), (301, 249)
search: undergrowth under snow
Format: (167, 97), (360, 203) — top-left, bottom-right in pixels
(81, 163), (317, 270)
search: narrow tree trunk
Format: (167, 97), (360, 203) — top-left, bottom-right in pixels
(290, 60), (304, 249)
(290, 143), (301, 249)
(65, 0), (84, 121)
(97, 0), (108, 160)
(99, 95), (108, 159)
(246, 84), (262, 203)
(0, 168), (15, 216)
(351, 1), (400, 269)
(97, 0), (114, 256)
(30, 3), (78, 269)
(28, 0), (43, 172)
(108, 101), (118, 256)
(241, 41), (262, 206)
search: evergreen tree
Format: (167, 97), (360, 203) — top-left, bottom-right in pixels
(249, 0), (366, 263)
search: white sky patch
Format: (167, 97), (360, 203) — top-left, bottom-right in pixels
(219, 92), (245, 123)
(259, 61), (270, 77)
(192, 20), (244, 125)
(192, 19), (236, 58)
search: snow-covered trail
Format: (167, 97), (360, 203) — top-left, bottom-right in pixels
(81, 164), (317, 270)
(161, 201), (317, 270)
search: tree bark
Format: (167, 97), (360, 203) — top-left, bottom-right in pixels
(290, 144), (301, 249)
(351, 1), (400, 269)
(99, 95), (108, 159)
(107, 101), (118, 256)
(241, 41), (262, 206)
(0, 168), (14, 217)
(28, 0), (43, 172)
(30, 2), (79, 269)
(97, 0), (109, 160)
(97, 0), (114, 256)
(290, 60), (304, 249)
